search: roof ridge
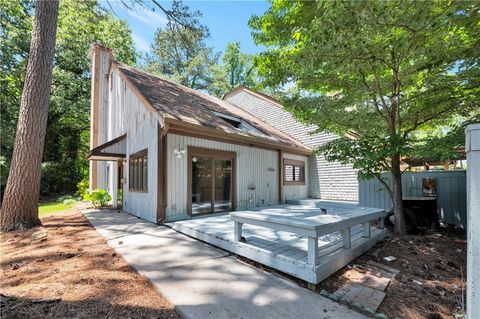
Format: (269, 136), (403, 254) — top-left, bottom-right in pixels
(224, 86), (285, 109)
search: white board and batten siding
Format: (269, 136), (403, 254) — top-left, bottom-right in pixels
(283, 153), (309, 200)
(166, 133), (282, 221)
(105, 67), (159, 223)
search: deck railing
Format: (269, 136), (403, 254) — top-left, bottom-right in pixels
(231, 206), (386, 267)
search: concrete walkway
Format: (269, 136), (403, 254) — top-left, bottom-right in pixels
(82, 209), (367, 319)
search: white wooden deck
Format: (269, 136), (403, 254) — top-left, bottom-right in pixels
(167, 200), (386, 285)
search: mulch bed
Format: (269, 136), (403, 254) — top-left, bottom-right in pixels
(319, 226), (467, 319)
(238, 225), (466, 319)
(0, 210), (180, 319)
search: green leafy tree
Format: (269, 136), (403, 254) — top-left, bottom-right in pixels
(144, 0), (218, 90)
(1, 0), (136, 200)
(0, 0), (33, 191)
(250, 0), (479, 234)
(223, 42), (257, 89)
(42, 0), (135, 195)
(209, 42), (259, 96)
(1, 0), (59, 231)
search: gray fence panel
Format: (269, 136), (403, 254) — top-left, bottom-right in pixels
(359, 171), (467, 228)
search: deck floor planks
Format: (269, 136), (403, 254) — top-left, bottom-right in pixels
(167, 201), (386, 284)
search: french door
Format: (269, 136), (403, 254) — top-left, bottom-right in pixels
(188, 148), (235, 215)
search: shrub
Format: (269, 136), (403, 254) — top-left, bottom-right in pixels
(63, 198), (77, 205)
(83, 188), (112, 208)
(76, 178), (89, 197)
(57, 194), (77, 203)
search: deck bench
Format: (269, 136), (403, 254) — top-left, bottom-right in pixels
(230, 206), (386, 267)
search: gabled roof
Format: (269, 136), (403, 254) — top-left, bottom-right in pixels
(114, 62), (311, 154)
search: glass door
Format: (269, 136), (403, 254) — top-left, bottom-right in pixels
(190, 152), (234, 215)
(214, 159), (232, 212)
(191, 157), (213, 215)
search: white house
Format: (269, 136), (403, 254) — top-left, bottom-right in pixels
(88, 44), (314, 224)
(88, 44), (360, 225)
(224, 86), (358, 202)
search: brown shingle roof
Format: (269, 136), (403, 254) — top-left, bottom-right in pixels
(114, 62), (310, 152)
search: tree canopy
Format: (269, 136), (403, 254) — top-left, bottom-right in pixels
(209, 42), (260, 97)
(222, 42), (258, 89)
(143, 1), (218, 91)
(250, 0), (480, 233)
(1, 0), (136, 197)
(250, 0), (479, 177)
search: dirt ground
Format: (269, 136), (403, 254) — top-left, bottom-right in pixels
(0, 209), (467, 319)
(239, 225), (467, 319)
(319, 227), (467, 319)
(0, 209), (179, 319)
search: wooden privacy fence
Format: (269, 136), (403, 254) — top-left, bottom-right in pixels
(358, 170), (467, 228)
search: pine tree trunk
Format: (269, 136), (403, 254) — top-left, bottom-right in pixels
(0, 0), (59, 231)
(391, 154), (406, 235)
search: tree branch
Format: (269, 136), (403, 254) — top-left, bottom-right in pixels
(403, 104), (455, 137)
(358, 68), (389, 122)
(368, 169), (393, 197)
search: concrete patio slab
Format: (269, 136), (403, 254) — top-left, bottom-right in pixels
(82, 209), (367, 319)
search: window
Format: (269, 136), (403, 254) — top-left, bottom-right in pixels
(221, 116), (241, 128)
(212, 111), (266, 135)
(129, 149), (148, 191)
(284, 159), (305, 185)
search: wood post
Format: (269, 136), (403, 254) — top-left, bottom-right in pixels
(234, 221), (243, 241)
(278, 150), (285, 204)
(307, 236), (318, 266)
(378, 217), (385, 229)
(341, 228), (351, 249)
(362, 221), (371, 238)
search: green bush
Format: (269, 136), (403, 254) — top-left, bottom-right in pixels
(63, 198), (77, 205)
(76, 178), (89, 197)
(57, 194), (77, 203)
(83, 188), (112, 208)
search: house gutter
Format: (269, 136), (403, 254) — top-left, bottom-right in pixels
(164, 117), (312, 156)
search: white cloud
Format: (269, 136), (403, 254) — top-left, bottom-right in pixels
(128, 6), (168, 27)
(132, 33), (151, 53)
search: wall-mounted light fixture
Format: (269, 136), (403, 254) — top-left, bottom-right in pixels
(173, 148), (186, 159)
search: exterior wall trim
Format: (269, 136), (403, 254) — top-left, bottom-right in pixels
(278, 150), (285, 203)
(157, 123), (168, 224)
(167, 118), (311, 156)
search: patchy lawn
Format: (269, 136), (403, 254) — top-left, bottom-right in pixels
(319, 227), (467, 319)
(38, 202), (76, 218)
(0, 209), (179, 319)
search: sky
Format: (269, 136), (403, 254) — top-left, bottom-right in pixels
(105, 1), (270, 59)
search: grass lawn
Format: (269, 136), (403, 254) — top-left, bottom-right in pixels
(38, 201), (76, 218)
